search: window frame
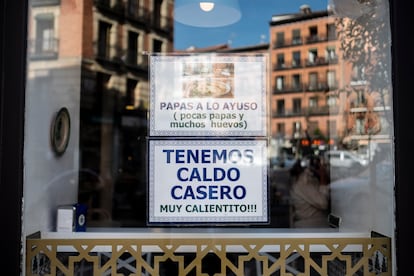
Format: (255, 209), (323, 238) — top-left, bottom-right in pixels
(0, 0), (413, 274)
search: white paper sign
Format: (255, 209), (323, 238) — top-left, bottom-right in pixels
(148, 139), (268, 224)
(149, 54), (268, 137)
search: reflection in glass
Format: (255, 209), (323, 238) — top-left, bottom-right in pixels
(24, 0), (394, 237)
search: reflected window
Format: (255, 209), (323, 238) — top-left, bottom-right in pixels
(293, 98), (302, 114)
(277, 53), (285, 69)
(126, 79), (138, 107)
(327, 23), (336, 40)
(308, 121), (319, 134)
(327, 70), (336, 89)
(33, 13), (57, 59)
(277, 99), (285, 115)
(328, 120), (337, 136)
(327, 95), (337, 106)
(292, 51), (301, 67)
(309, 97), (318, 108)
(325, 46), (337, 62)
(127, 31), (139, 65)
(277, 123), (285, 136)
(153, 38), (162, 52)
(292, 29), (301, 45)
(308, 48), (317, 65)
(292, 74), (301, 91)
(22, 0), (396, 246)
(308, 26), (318, 43)
(352, 64), (365, 82)
(152, 0), (162, 28)
(128, 0), (139, 16)
(308, 72), (318, 91)
(276, 32), (284, 47)
(276, 76), (285, 91)
(98, 21), (112, 59)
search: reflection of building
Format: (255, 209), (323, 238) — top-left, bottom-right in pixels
(269, 5), (352, 154)
(342, 80), (392, 151)
(269, 5), (392, 154)
(28, 0), (174, 226)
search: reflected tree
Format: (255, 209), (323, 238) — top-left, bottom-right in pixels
(333, 0), (390, 93)
(330, 0), (392, 142)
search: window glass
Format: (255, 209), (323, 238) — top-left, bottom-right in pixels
(23, 0), (395, 240)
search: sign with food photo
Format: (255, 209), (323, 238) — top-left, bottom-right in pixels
(149, 54), (268, 137)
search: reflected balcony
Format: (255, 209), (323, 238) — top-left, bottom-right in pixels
(28, 38), (59, 60)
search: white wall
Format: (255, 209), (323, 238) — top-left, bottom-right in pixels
(330, 150), (395, 236)
(23, 61), (81, 236)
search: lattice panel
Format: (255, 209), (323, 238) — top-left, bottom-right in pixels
(26, 236), (391, 276)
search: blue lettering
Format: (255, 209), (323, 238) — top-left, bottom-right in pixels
(175, 149), (186, 163)
(177, 167), (188, 181)
(183, 185), (196, 199)
(196, 185), (207, 199)
(162, 149), (174, 163)
(176, 167), (240, 182)
(170, 185), (246, 200)
(209, 185), (218, 199)
(227, 168), (240, 181)
(171, 185), (182, 199)
(221, 185), (231, 199)
(233, 185), (246, 199)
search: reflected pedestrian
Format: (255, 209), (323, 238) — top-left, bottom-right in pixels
(290, 156), (330, 228)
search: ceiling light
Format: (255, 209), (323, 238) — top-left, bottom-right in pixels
(175, 0), (241, 28)
(200, 2), (215, 12)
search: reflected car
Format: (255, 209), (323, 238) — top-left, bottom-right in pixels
(324, 150), (369, 169)
(330, 160), (394, 234)
(270, 155), (297, 169)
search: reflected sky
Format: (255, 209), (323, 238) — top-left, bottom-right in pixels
(174, 0), (328, 50)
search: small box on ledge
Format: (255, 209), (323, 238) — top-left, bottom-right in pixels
(57, 203), (87, 232)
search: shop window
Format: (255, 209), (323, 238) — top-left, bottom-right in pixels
(293, 121), (302, 138)
(20, 0), (398, 274)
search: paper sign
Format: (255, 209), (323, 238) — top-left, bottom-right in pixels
(148, 139), (268, 224)
(149, 54), (268, 137)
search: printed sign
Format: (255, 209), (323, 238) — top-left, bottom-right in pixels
(148, 139), (268, 224)
(149, 54), (268, 137)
